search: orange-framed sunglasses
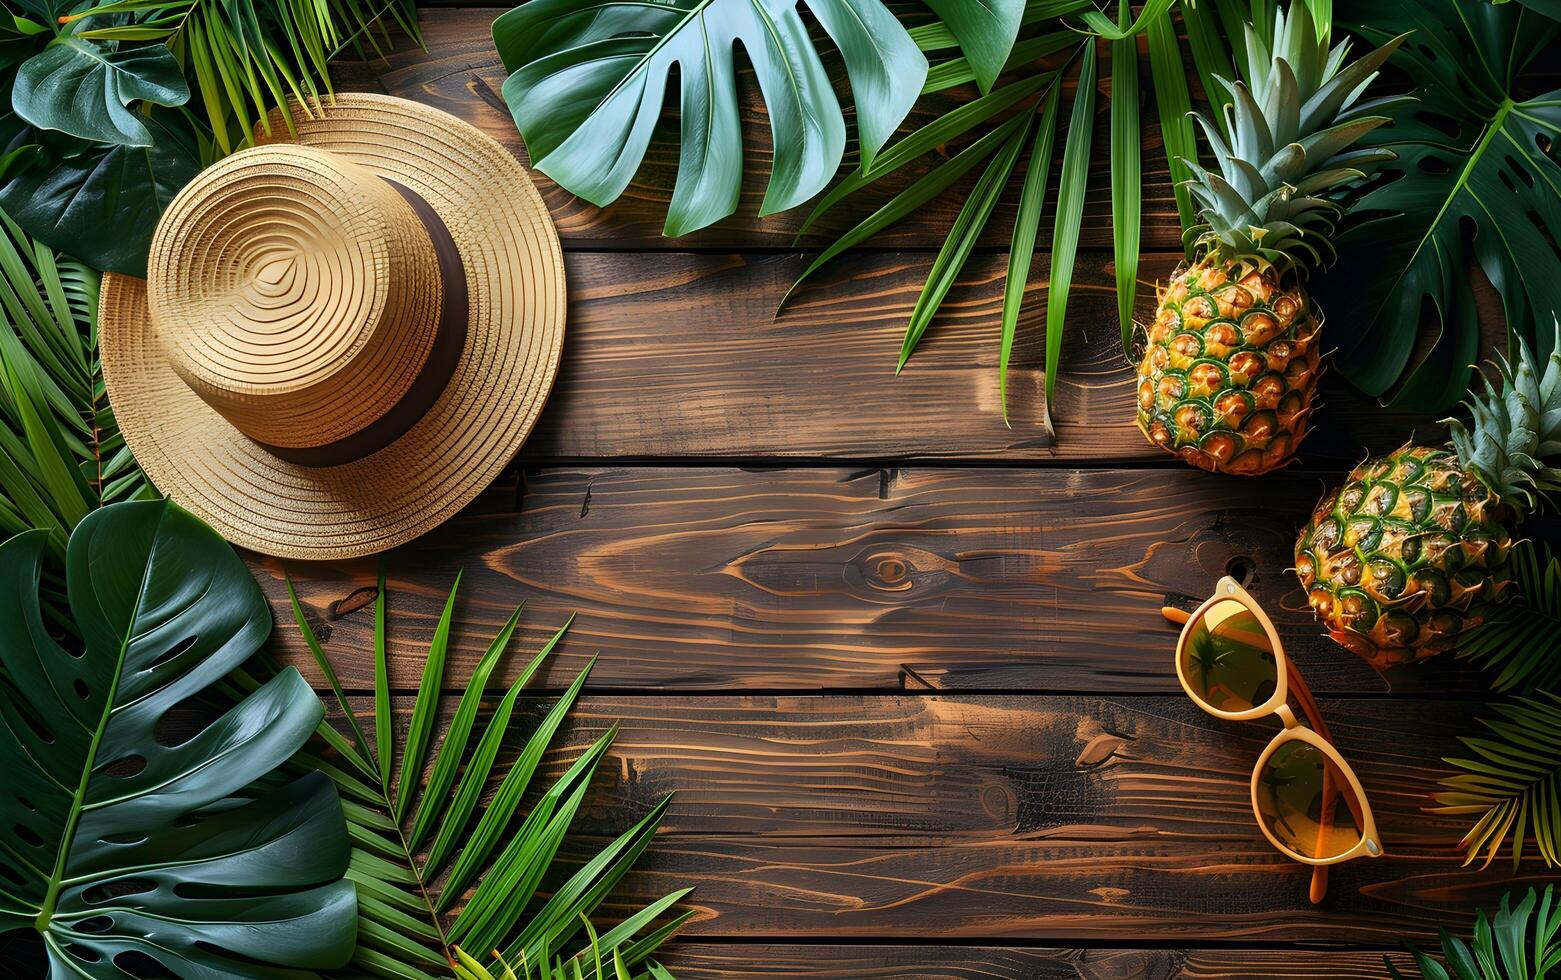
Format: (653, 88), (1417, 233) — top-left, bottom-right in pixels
(1165, 576), (1384, 903)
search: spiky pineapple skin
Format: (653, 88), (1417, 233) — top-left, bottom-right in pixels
(1136, 259), (1321, 475)
(1294, 445), (1514, 668)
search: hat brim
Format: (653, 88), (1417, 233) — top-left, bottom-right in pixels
(100, 94), (565, 560)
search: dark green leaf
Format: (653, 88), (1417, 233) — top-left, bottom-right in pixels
(1326, 0), (1561, 411)
(0, 112), (200, 275)
(13, 37), (188, 145)
(0, 500), (356, 976)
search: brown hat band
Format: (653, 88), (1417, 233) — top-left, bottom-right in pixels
(254, 177), (469, 467)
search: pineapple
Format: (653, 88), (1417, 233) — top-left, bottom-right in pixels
(1296, 334), (1561, 668)
(1137, 3), (1403, 475)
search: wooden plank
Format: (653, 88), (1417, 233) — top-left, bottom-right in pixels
(528, 250), (1432, 463)
(0, 936), (1425, 979)
(380, 693), (1539, 944)
(656, 945), (1411, 979)
(336, 9), (1182, 251)
(259, 465), (1477, 696)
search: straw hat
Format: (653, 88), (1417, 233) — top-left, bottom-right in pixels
(100, 94), (565, 560)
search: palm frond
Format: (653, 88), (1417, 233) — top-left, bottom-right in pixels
(68, 0), (422, 155)
(999, 83), (1060, 426)
(781, 0), (1246, 432)
(1040, 38), (1096, 439)
(0, 208), (150, 563)
(1458, 542), (1561, 694)
(1108, 1), (1141, 367)
(1385, 886), (1561, 979)
(1432, 690), (1561, 870)
(288, 573), (690, 979)
(452, 919), (679, 980)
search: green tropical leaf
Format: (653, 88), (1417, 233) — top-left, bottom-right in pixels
(1077, 0), (1176, 39)
(452, 920), (679, 980)
(1040, 39), (1096, 437)
(0, 0), (419, 269)
(1458, 542), (1561, 694)
(12, 37), (188, 146)
(492, 0), (929, 236)
(1432, 690), (1561, 870)
(1145, 6), (1196, 250)
(168, 0), (421, 154)
(0, 499), (357, 977)
(781, 107), (1036, 310)
(0, 112), (201, 276)
(1108, 1), (1140, 370)
(775, 0), (1252, 434)
(921, 0), (1024, 93)
(1325, 0), (1561, 412)
(288, 574), (689, 979)
(897, 106), (1034, 371)
(0, 210), (150, 558)
(1386, 886), (1561, 980)
(1000, 83), (1060, 424)
(793, 69), (1057, 240)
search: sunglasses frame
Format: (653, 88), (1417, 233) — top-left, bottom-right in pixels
(1174, 576), (1384, 867)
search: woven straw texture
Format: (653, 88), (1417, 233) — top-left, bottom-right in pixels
(100, 93), (566, 560)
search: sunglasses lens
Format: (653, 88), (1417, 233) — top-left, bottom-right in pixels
(1255, 739), (1366, 860)
(1179, 599), (1278, 713)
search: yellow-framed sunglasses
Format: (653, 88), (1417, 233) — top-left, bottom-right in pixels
(1165, 576), (1384, 903)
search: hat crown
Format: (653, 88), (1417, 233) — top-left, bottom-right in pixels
(147, 144), (443, 449)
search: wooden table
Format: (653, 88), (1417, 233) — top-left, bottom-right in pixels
(261, 11), (1555, 977)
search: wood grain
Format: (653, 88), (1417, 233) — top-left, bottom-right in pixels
(258, 464), (1485, 696)
(362, 693), (1540, 944)
(655, 945), (1414, 979)
(527, 250), (1436, 463)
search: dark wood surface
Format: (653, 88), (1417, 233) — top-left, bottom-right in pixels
(281, 11), (1536, 977)
(655, 947), (1416, 979)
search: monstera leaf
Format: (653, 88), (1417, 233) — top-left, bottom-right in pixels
(0, 111), (201, 275)
(0, 500), (357, 977)
(491, 0), (930, 235)
(1323, 0), (1561, 412)
(12, 37), (188, 146)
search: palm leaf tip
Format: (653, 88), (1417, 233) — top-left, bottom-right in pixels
(286, 580), (688, 978)
(1385, 885), (1561, 979)
(1458, 541), (1561, 694)
(1432, 689), (1561, 870)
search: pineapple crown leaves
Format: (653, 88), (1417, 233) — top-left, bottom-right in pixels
(1446, 322), (1561, 521)
(1181, 2), (1410, 274)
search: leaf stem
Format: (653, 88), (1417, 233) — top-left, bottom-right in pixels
(35, 578), (136, 929)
